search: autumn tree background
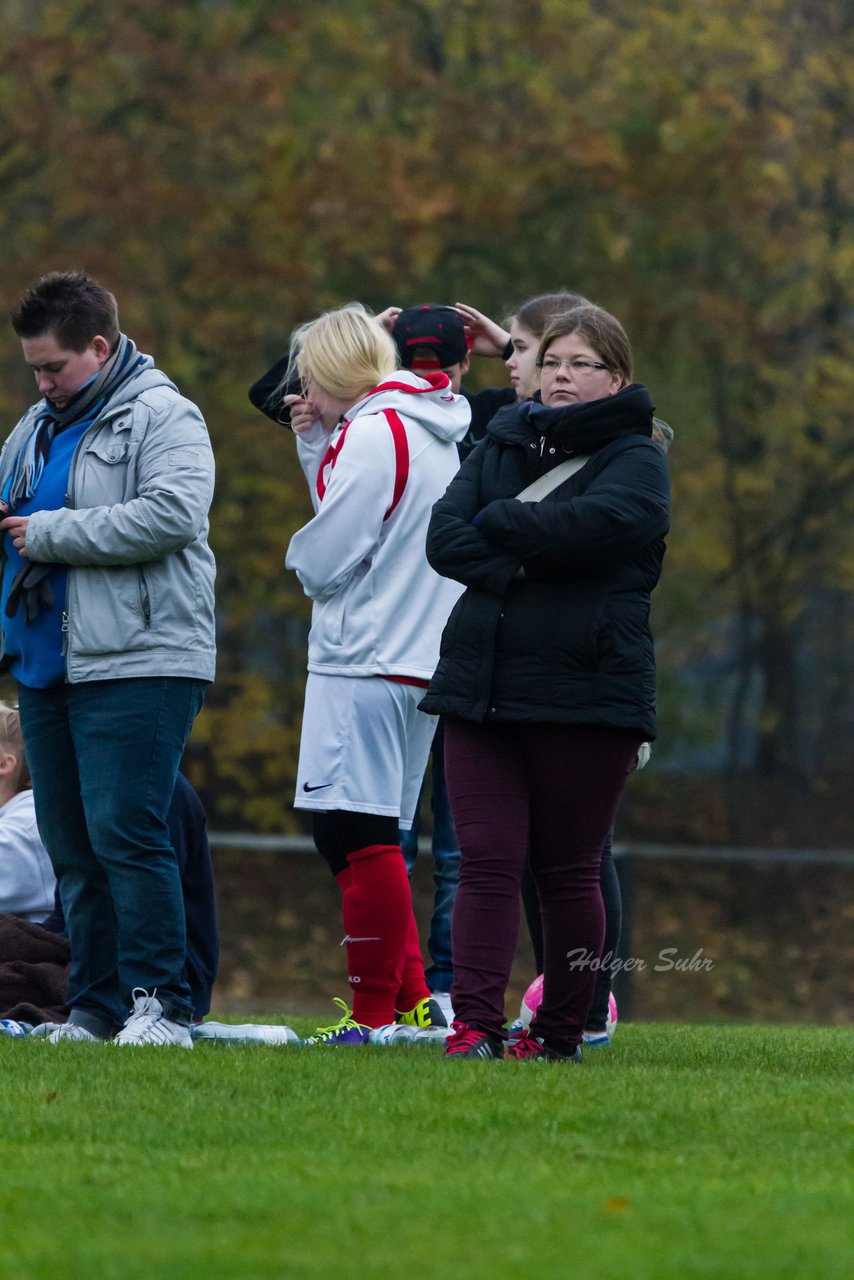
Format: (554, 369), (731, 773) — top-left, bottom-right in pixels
(1, 0), (850, 846)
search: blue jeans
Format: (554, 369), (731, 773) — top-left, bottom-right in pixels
(18, 677), (206, 1033)
(400, 725), (459, 993)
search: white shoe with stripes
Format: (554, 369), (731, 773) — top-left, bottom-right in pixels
(114, 989), (192, 1048)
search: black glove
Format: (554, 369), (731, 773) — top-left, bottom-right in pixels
(5, 562), (56, 622)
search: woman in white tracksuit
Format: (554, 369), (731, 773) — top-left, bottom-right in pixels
(283, 304), (470, 1043)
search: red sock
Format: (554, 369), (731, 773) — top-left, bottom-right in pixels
(339, 844), (414, 1028)
(396, 910), (431, 1014)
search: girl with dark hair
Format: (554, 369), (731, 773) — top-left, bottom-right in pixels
(454, 293), (588, 442)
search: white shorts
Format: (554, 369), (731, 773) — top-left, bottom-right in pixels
(294, 674), (437, 829)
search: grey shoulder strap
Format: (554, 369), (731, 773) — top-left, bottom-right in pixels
(515, 454), (590, 503)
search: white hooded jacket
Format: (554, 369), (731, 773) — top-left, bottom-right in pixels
(286, 372), (470, 679)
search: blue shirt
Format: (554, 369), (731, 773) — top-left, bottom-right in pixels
(1, 418), (93, 688)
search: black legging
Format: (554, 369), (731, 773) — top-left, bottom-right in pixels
(313, 810), (400, 876)
(521, 830), (621, 1031)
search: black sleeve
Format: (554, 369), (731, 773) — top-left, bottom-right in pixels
(426, 441), (522, 594)
(459, 387), (517, 458)
(477, 440), (671, 579)
(248, 353), (302, 427)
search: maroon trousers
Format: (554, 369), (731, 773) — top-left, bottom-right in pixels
(444, 719), (641, 1054)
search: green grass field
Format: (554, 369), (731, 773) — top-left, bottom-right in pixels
(1, 1022), (851, 1280)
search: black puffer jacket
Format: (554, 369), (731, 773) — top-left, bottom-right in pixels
(419, 384), (670, 739)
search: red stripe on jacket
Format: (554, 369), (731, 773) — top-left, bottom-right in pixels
(316, 408), (410, 521)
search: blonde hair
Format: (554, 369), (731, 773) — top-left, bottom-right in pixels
(0, 703), (30, 792)
(283, 304), (398, 407)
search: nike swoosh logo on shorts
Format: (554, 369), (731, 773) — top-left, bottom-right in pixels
(303, 782), (332, 792)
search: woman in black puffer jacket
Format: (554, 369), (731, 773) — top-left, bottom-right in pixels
(420, 304), (670, 1062)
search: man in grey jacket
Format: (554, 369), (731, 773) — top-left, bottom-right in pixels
(0, 271), (216, 1046)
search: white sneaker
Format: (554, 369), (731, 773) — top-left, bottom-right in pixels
(431, 991), (455, 1023)
(28, 1022), (62, 1039)
(582, 1028), (611, 1047)
(46, 1022), (102, 1043)
(114, 989), (193, 1048)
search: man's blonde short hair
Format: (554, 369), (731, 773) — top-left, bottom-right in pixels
(0, 703), (30, 791)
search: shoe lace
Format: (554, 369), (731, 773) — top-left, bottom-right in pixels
(53, 1022), (95, 1042)
(125, 988), (161, 1028)
(310, 997), (358, 1041)
(446, 1024), (491, 1053)
(507, 1031), (545, 1059)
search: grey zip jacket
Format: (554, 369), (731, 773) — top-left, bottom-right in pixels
(0, 366), (216, 683)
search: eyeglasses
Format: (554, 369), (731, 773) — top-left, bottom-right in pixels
(536, 357), (610, 374)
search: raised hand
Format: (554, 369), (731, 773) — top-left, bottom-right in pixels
(454, 302), (511, 358)
(283, 395), (321, 435)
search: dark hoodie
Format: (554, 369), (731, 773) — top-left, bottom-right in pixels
(419, 384), (671, 737)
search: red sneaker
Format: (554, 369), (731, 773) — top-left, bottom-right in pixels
(503, 1031), (582, 1063)
(444, 1022), (503, 1059)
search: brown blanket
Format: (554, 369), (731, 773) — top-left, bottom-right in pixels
(0, 913), (70, 1025)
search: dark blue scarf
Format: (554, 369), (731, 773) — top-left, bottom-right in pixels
(522, 383), (654, 455)
(6, 333), (152, 511)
